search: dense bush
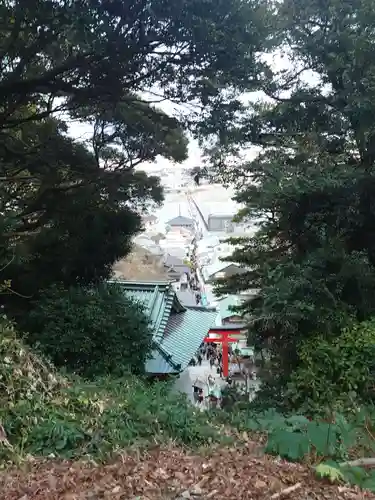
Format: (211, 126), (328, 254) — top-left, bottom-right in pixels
(0, 318), (222, 461)
(3, 317), (375, 492)
(211, 405), (375, 491)
(286, 320), (375, 414)
(23, 283), (153, 378)
(3, 376), (221, 461)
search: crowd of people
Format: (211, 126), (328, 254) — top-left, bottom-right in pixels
(187, 236), (205, 306)
(192, 373), (223, 409)
(186, 220), (257, 407)
(188, 342), (225, 408)
(190, 342), (235, 379)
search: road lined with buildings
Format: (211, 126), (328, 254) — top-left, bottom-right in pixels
(127, 179), (261, 402)
(186, 190), (208, 235)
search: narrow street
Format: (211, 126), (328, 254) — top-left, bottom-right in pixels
(188, 358), (227, 400)
(174, 358), (227, 408)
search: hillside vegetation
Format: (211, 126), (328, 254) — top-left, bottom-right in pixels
(1, 0), (375, 498)
(0, 319), (220, 463)
(1, 317), (375, 498)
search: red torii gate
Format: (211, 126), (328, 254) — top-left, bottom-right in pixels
(205, 325), (245, 377)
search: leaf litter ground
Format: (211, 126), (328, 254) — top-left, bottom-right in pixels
(1, 443), (374, 500)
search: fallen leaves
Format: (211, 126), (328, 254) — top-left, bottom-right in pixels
(0, 443), (373, 500)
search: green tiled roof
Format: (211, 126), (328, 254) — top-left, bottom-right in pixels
(108, 280), (218, 374)
(146, 352), (178, 374)
(160, 307), (218, 370)
(146, 344), (182, 374)
(109, 280), (184, 341)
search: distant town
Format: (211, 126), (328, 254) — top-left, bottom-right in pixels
(112, 166), (260, 406)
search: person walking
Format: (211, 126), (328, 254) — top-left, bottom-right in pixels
(198, 389), (204, 405)
(197, 353), (202, 366)
(193, 386), (199, 404)
(209, 356), (214, 370)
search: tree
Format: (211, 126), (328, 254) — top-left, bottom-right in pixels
(0, 0), (265, 131)
(212, 0), (375, 376)
(190, 166), (210, 186)
(0, 117), (165, 314)
(0, 0), (268, 311)
(287, 319), (375, 413)
(23, 283), (153, 378)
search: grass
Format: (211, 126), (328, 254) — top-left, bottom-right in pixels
(2, 317), (375, 492)
(0, 318), (228, 463)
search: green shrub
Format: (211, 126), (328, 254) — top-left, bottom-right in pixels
(2, 376), (222, 461)
(286, 319), (375, 413)
(0, 318), (222, 461)
(0, 317), (65, 407)
(24, 283), (152, 378)
(3, 316), (375, 494)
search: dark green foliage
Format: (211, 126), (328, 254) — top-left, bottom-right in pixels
(23, 284), (153, 378)
(210, 0), (375, 388)
(190, 166), (210, 186)
(211, 405), (375, 490)
(2, 377), (221, 461)
(0, 0), (266, 315)
(0, 318), (222, 462)
(287, 320), (375, 413)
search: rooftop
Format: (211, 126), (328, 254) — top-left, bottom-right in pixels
(164, 255), (190, 275)
(176, 289), (198, 307)
(164, 254), (184, 267)
(202, 261), (244, 283)
(109, 280), (218, 374)
(167, 215), (194, 226)
(216, 295), (244, 320)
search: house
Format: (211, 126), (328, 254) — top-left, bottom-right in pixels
(159, 229), (193, 261)
(202, 261), (247, 285)
(133, 235), (164, 258)
(207, 213), (235, 232)
(216, 295), (244, 324)
(111, 280), (218, 376)
(166, 215), (195, 231)
(142, 214), (158, 229)
(163, 254), (190, 287)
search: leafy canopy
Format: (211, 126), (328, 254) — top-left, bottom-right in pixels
(23, 283), (153, 378)
(0, 0), (268, 313)
(211, 0), (375, 376)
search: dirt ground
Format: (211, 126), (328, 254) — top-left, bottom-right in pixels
(1, 443), (373, 500)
